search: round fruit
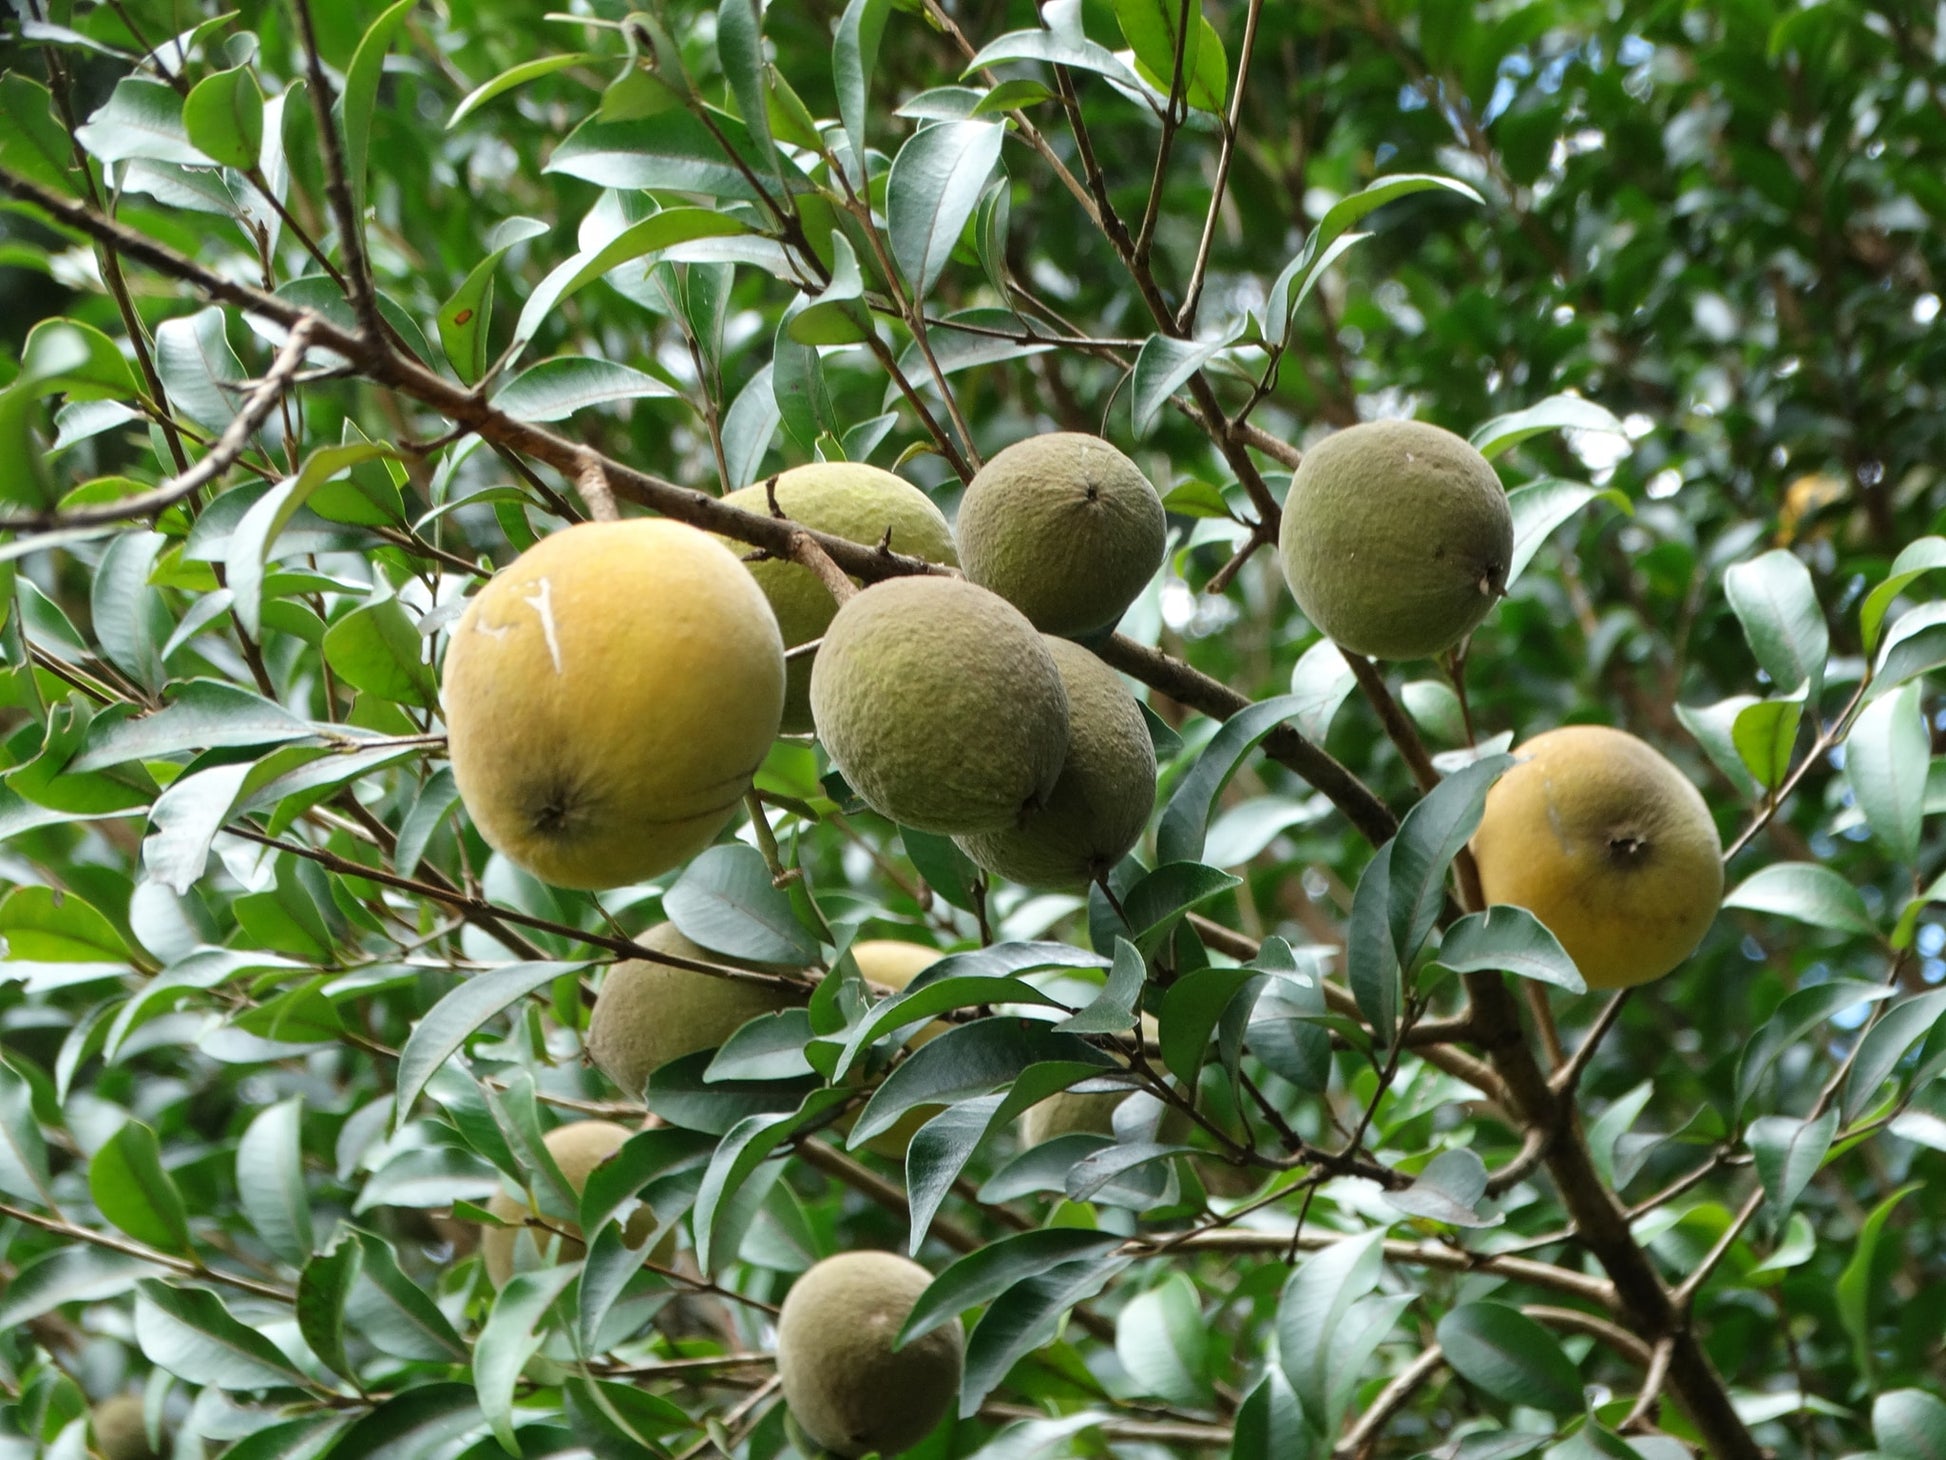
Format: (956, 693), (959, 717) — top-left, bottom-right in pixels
(442, 518), (786, 890)
(776, 1252), (964, 1458)
(957, 638), (1156, 889)
(722, 464), (958, 733)
(91, 1394), (161, 1460)
(1277, 419), (1513, 660)
(586, 924), (809, 1099)
(1470, 724), (1723, 990)
(955, 432), (1167, 637)
(810, 577), (1069, 834)
(480, 1120), (661, 1287)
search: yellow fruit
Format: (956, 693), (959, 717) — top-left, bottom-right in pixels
(956, 638), (1156, 889)
(776, 1252), (964, 1458)
(809, 577), (1069, 834)
(442, 519), (785, 890)
(721, 465), (958, 733)
(1470, 725), (1723, 990)
(1277, 419), (1512, 660)
(480, 1120), (664, 1287)
(955, 432), (1167, 637)
(586, 924), (809, 1098)
(91, 1394), (161, 1460)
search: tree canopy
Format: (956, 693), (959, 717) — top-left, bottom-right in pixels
(1, 1), (1945, 1458)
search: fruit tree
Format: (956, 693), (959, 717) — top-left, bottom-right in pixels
(1, 2), (1944, 1458)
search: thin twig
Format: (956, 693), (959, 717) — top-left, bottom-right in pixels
(575, 451), (620, 522)
(289, 0), (385, 345)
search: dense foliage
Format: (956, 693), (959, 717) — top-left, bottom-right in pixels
(2, 1), (1945, 1457)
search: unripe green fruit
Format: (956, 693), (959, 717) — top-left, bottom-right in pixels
(586, 925), (808, 1099)
(91, 1394), (161, 1460)
(721, 465), (958, 734)
(955, 432), (1167, 637)
(810, 577), (1069, 834)
(776, 1252), (964, 1458)
(956, 638), (1156, 890)
(480, 1120), (663, 1287)
(1471, 724), (1722, 990)
(442, 519), (786, 889)
(1277, 419), (1512, 660)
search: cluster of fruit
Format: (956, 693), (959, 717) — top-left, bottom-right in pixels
(436, 419), (1725, 1455)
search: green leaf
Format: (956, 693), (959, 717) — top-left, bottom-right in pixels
(1846, 680), (1927, 865)
(1387, 1148), (1496, 1227)
(1436, 1302), (1585, 1413)
(90, 531), (168, 694)
(450, 54), (593, 127)
(833, 0), (894, 178)
(1348, 840), (1399, 1044)
(1837, 1184), (1920, 1383)
(1862, 537), (1946, 653)
(965, 22), (1145, 93)
(545, 109), (782, 199)
(141, 759), (252, 896)
(295, 1236), (361, 1384)
(1116, 860), (1242, 954)
(323, 598), (435, 706)
(72, 679), (322, 771)
(0, 1061), (53, 1204)
(489, 355), (678, 422)
(1731, 692), (1804, 792)
(1723, 549), (1827, 698)
(340, 0), (416, 217)
(1113, 0), (1217, 110)
(1116, 1271), (1211, 1407)
(1158, 963), (1260, 1083)
(73, 76), (205, 165)
(1129, 330), (1237, 438)
(21, 318), (142, 400)
(324, 1383), (485, 1460)
(1056, 937), (1145, 1036)
(182, 64), (262, 169)
(1748, 1108), (1838, 1228)
(0, 73), (78, 194)
(1736, 980), (1894, 1120)
(476, 1266), (578, 1452)
(1261, 175), (1483, 340)
(1873, 1389), (1946, 1460)
(1502, 478), (1625, 588)
(1675, 695), (1763, 800)
(435, 216), (547, 382)
(1156, 693), (1308, 865)
(665, 843), (821, 965)
(236, 1097), (314, 1266)
(346, 1229), (470, 1362)
(716, 0), (774, 168)
(0, 1245), (152, 1329)
(1844, 989), (1946, 1123)
(133, 1279), (308, 1389)
(958, 1251), (1133, 1416)
(1723, 862), (1878, 938)
(1387, 754), (1515, 963)
(153, 306), (244, 434)
(0, 884), (130, 964)
(1232, 1371), (1307, 1460)
(693, 1089), (850, 1272)
(1435, 905), (1585, 993)
(1277, 1231), (1384, 1422)
(903, 1228), (1122, 1346)
(1471, 394), (1627, 461)
(394, 961), (587, 1127)
(90, 1120), (192, 1254)
(1873, 602), (1946, 696)
(886, 119), (1005, 297)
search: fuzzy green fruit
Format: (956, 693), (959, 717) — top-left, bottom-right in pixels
(586, 924), (809, 1099)
(810, 577), (1069, 834)
(955, 432), (1167, 637)
(1277, 419), (1512, 660)
(480, 1120), (664, 1287)
(442, 519), (785, 889)
(956, 637), (1156, 889)
(722, 464), (958, 733)
(91, 1394), (161, 1460)
(776, 1252), (964, 1458)
(1471, 724), (1723, 990)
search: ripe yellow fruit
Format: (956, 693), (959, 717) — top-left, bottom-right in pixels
(1470, 724), (1723, 990)
(480, 1120), (662, 1287)
(721, 464), (958, 734)
(776, 1252), (964, 1458)
(91, 1394), (161, 1460)
(1277, 419), (1512, 660)
(586, 924), (809, 1098)
(809, 577), (1069, 834)
(442, 519), (785, 890)
(955, 432), (1167, 637)
(956, 638), (1156, 890)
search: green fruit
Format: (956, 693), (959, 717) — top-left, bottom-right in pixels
(1276, 419), (1512, 660)
(442, 519), (785, 889)
(776, 1251), (964, 1458)
(722, 464), (958, 733)
(91, 1394), (161, 1460)
(955, 432), (1167, 637)
(956, 637), (1156, 889)
(1471, 724), (1723, 990)
(480, 1120), (663, 1287)
(586, 924), (809, 1099)
(809, 577), (1070, 834)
